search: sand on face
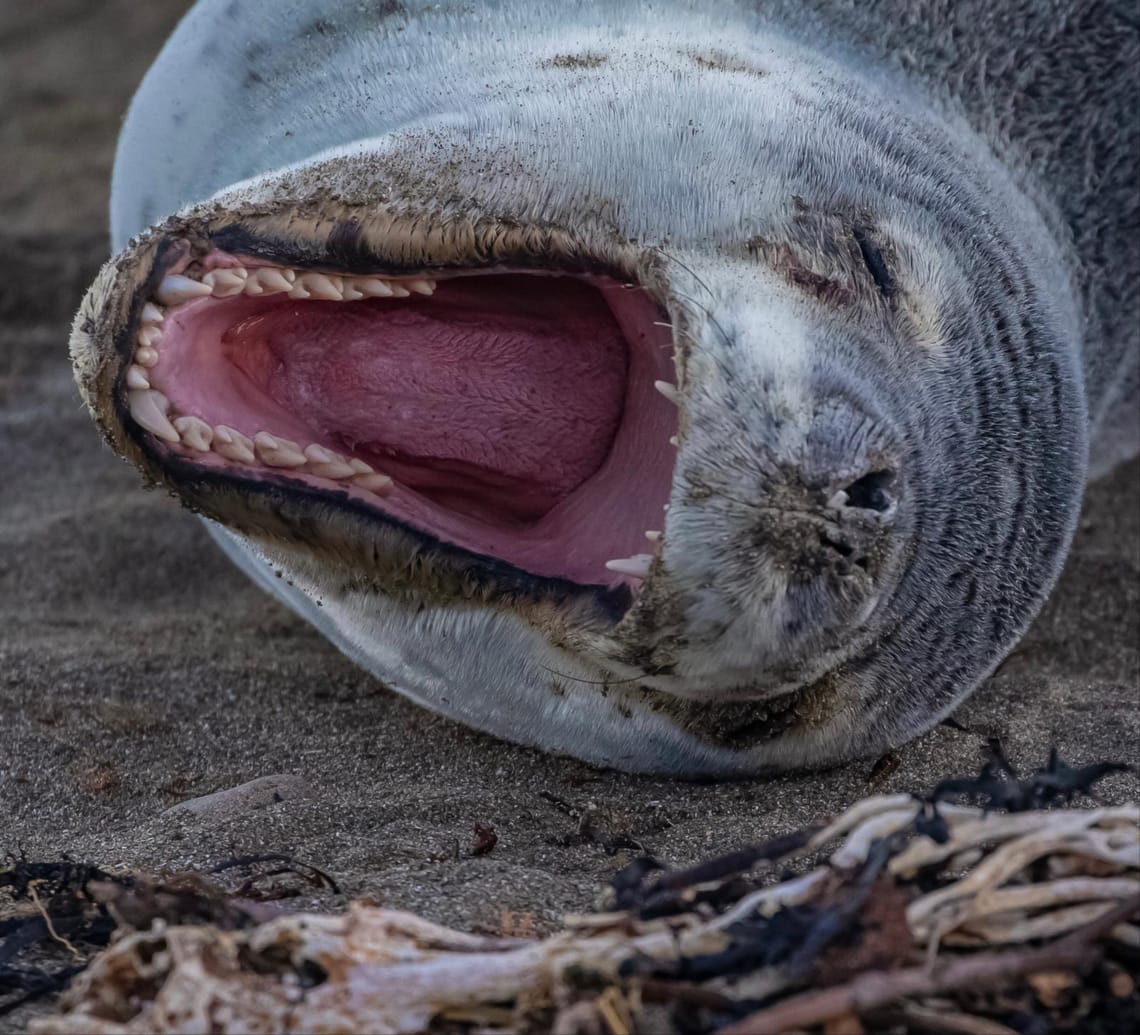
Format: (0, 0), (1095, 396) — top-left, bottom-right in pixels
(1, 5), (1137, 1028)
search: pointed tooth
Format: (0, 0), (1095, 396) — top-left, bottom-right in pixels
(605, 554), (654, 579)
(356, 278), (395, 298)
(309, 461), (357, 480)
(127, 389), (179, 442)
(173, 416), (214, 452)
(137, 325), (163, 348)
(297, 272), (344, 300)
(303, 443), (344, 465)
(140, 302), (165, 325)
(253, 431), (306, 467)
(135, 346), (159, 367)
(388, 284), (411, 298)
(125, 364), (150, 390)
(404, 278), (436, 295)
(644, 530), (662, 543)
(288, 281), (312, 299)
(654, 380), (682, 406)
(340, 281), (366, 301)
(202, 268), (248, 297)
(353, 473), (394, 495)
(155, 274), (212, 306)
(826, 490), (849, 510)
(245, 268), (295, 296)
(213, 426), (256, 464)
(304, 443), (355, 479)
(347, 458), (374, 475)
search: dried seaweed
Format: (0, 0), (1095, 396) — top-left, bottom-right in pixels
(6, 752), (1137, 1034)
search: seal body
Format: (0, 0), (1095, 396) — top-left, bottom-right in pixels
(73, 0), (1138, 774)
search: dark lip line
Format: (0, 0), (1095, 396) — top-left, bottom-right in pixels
(206, 222), (636, 280)
(113, 225), (652, 622)
(155, 449), (638, 621)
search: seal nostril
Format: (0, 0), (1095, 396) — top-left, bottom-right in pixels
(820, 531), (854, 558)
(843, 470), (894, 512)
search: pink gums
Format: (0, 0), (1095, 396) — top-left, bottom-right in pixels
(151, 270), (677, 586)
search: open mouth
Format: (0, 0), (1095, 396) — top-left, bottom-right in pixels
(120, 249), (679, 589)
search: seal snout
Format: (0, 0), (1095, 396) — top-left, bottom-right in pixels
(742, 455), (899, 586)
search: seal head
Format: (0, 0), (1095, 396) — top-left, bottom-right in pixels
(72, 0), (1090, 774)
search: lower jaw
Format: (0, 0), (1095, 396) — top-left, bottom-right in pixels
(119, 250), (680, 589)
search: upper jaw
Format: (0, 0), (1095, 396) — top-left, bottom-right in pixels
(71, 200), (686, 625)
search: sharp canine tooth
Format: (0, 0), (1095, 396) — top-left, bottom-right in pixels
(669, 435), (679, 447)
(140, 302), (165, 325)
(644, 530), (662, 542)
(213, 426), (256, 463)
(654, 380), (682, 406)
(137, 325), (163, 348)
(404, 278), (436, 295)
(155, 274), (212, 306)
(605, 554), (654, 579)
(356, 278), (395, 298)
(125, 365), (150, 390)
(340, 281), (366, 301)
(297, 273), (343, 300)
(388, 284), (411, 298)
(203, 268), (248, 297)
(127, 389), (179, 442)
(254, 431), (306, 467)
(353, 473), (394, 495)
(135, 346), (159, 367)
(347, 458), (374, 475)
(173, 416), (214, 451)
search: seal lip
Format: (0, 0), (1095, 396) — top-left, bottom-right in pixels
(80, 208), (683, 620)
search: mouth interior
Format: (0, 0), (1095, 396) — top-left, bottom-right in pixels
(141, 258), (677, 587)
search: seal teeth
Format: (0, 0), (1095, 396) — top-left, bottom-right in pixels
(119, 258), (452, 505)
(353, 473), (395, 496)
(125, 364), (151, 390)
(355, 278), (395, 298)
(173, 415), (214, 452)
(245, 268), (295, 296)
(155, 274), (212, 305)
(253, 432), (307, 468)
(212, 426), (256, 463)
(605, 554), (654, 579)
(654, 380), (682, 406)
(644, 530), (662, 543)
(296, 272), (344, 300)
(202, 268), (248, 297)
(127, 389), (179, 442)
(140, 302), (166, 325)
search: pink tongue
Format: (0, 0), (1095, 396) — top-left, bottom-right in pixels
(224, 275), (628, 517)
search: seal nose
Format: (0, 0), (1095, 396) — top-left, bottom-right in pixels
(815, 467), (898, 575)
(833, 469), (896, 514)
(748, 461), (898, 583)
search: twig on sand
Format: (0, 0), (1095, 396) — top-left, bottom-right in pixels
(719, 895), (1140, 1034)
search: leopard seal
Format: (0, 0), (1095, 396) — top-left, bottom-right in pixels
(71, 0), (1138, 775)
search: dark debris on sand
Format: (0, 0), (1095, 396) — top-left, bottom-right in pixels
(2, 751), (1137, 1034)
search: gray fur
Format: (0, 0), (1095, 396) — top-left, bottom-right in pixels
(79, 0), (1137, 774)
